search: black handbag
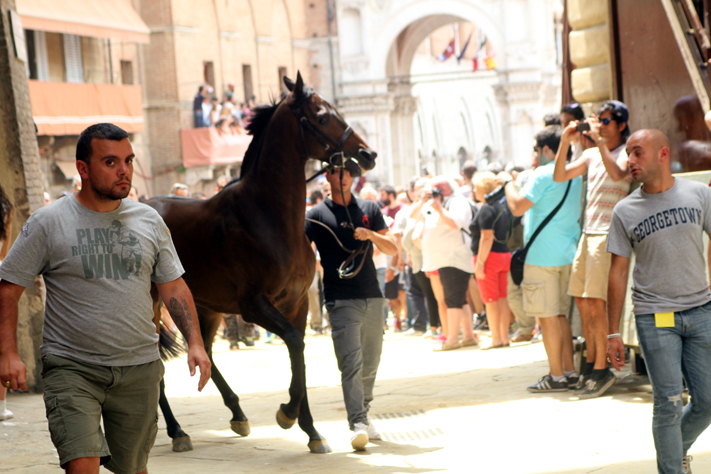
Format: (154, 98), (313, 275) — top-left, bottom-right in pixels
(510, 180), (572, 286)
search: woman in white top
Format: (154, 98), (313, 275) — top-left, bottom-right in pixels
(0, 184), (12, 420)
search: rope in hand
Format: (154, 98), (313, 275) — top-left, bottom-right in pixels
(305, 164), (371, 279)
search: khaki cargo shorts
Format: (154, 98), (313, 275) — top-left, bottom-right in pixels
(521, 264), (572, 318)
(41, 354), (164, 474)
(567, 233), (612, 301)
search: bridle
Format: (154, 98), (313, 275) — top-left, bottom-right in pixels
(295, 95), (371, 279)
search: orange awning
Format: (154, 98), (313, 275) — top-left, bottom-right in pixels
(28, 81), (144, 136)
(181, 128), (252, 168)
(16, 0), (150, 44)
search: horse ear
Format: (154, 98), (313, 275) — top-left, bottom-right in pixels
(294, 71), (305, 99)
(283, 76), (295, 92)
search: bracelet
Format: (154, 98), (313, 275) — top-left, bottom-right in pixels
(607, 333), (621, 339)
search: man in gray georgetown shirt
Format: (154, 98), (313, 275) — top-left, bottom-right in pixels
(607, 129), (711, 474)
(0, 123), (211, 474)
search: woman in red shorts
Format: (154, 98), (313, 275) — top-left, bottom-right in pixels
(470, 172), (513, 349)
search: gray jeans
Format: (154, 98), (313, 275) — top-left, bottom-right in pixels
(326, 298), (385, 429)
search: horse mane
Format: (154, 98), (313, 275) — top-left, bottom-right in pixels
(238, 89), (314, 181)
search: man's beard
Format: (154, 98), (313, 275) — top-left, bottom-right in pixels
(382, 198), (391, 206)
(89, 175), (130, 201)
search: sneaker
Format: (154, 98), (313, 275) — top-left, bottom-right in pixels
(240, 336), (255, 347)
(566, 372), (580, 390)
(474, 313), (488, 330)
(578, 370), (616, 400)
(434, 334), (447, 342)
(403, 328), (425, 337)
(527, 374), (569, 393)
(683, 454), (693, 474)
(531, 331), (543, 343)
(0, 408), (13, 421)
(574, 374), (591, 394)
(510, 328), (534, 343)
(423, 329), (438, 338)
(366, 419), (381, 440)
(351, 423), (369, 451)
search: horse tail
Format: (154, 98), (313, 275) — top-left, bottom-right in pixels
(159, 323), (187, 361)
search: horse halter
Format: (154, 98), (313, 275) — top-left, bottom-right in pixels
(290, 99), (360, 176)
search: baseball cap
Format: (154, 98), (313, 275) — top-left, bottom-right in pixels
(604, 100), (629, 123)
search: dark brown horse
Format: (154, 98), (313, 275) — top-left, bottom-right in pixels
(147, 73), (376, 454)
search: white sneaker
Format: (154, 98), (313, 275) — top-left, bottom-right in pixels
(366, 419), (381, 440)
(0, 408), (13, 421)
(351, 423), (368, 451)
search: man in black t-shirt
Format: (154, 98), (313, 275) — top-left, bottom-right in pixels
(305, 167), (397, 452)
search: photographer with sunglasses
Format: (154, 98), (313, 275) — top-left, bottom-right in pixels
(552, 100), (632, 399)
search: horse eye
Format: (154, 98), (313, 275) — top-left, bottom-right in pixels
(318, 117), (327, 125)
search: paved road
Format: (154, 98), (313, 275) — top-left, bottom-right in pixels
(2, 330), (710, 473)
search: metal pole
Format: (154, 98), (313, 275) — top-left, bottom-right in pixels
(327, 0), (338, 103)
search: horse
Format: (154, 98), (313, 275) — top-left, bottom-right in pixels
(147, 72), (377, 454)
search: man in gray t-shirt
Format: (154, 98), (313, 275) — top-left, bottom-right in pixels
(0, 124), (210, 474)
(607, 129), (711, 474)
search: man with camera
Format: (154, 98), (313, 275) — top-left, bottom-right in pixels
(502, 125), (583, 392)
(553, 100), (631, 399)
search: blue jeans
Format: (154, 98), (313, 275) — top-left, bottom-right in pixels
(326, 298), (385, 429)
(636, 300), (711, 474)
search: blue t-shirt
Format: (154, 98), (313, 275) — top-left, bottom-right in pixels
(521, 162), (582, 266)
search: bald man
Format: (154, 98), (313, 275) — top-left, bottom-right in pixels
(607, 129), (711, 474)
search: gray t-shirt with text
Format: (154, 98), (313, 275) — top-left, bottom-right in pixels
(607, 178), (711, 315)
(0, 195), (184, 366)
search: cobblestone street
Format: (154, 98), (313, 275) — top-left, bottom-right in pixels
(3, 331), (710, 473)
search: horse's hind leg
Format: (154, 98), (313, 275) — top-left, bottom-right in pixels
(159, 378), (193, 452)
(200, 308), (250, 436)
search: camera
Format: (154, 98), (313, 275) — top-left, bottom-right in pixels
(576, 121), (590, 132)
(484, 180), (511, 205)
(431, 188), (442, 198)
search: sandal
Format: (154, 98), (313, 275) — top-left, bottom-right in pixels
(461, 337), (479, 347)
(434, 341), (461, 352)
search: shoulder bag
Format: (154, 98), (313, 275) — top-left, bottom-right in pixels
(510, 180), (572, 286)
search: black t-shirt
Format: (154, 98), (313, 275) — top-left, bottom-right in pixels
(305, 196), (386, 302)
(193, 93), (204, 112)
(469, 201), (509, 255)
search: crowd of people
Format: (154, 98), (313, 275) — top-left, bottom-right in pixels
(192, 83), (256, 134)
(3, 93), (711, 471)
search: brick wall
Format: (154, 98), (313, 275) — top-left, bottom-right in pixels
(0, 0), (47, 392)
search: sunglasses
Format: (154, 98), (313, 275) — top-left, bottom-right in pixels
(601, 118), (614, 125)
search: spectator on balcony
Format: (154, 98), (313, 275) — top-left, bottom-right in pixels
(193, 85), (207, 128)
(209, 97), (221, 126)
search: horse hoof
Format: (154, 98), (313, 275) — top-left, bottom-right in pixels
(308, 439), (332, 454)
(231, 420), (251, 437)
(276, 407), (296, 430)
(172, 436), (193, 452)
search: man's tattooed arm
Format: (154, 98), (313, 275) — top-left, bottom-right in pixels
(168, 296), (196, 340)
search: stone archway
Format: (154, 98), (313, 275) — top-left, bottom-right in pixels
(333, 0), (561, 186)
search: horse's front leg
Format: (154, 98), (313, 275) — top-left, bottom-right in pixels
(159, 378), (193, 452)
(198, 308), (250, 436)
(243, 295), (306, 431)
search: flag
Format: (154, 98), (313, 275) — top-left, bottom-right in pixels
(456, 33), (473, 63)
(437, 39), (455, 61)
(472, 36), (488, 71)
(485, 54), (497, 70)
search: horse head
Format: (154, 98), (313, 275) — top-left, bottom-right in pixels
(283, 72), (377, 176)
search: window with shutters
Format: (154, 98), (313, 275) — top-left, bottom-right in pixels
(63, 34), (84, 83)
(25, 30), (49, 81)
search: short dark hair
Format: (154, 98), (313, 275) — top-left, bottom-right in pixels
(597, 100), (630, 138)
(561, 103), (585, 121)
(543, 113), (561, 127)
(380, 185), (396, 198)
(461, 160), (477, 180)
(535, 125), (563, 154)
(76, 123), (129, 164)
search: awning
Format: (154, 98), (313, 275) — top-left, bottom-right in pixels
(16, 0), (150, 44)
(28, 81), (144, 135)
(181, 128), (252, 168)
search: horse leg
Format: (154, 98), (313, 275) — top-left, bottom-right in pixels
(159, 378), (193, 452)
(243, 294), (320, 449)
(200, 309), (250, 436)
